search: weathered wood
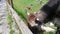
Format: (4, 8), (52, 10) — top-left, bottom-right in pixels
(7, 0), (13, 7)
(7, 3), (33, 34)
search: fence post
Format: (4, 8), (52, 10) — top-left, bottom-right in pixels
(7, 0), (13, 8)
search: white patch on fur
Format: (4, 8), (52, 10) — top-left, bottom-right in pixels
(41, 25), (55, 32)
(36, 18), (40, 21)
(50, 22), (54, 26)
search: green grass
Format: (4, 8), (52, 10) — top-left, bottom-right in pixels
(7, 11), (12, 29)
(9, 29), (14, 34)
(7, 12), (14, 34)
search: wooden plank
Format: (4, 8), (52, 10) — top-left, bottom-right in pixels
(7, 3), (33, 34)
(7, 0), (13, 7)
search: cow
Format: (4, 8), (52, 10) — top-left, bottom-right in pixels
(27, 0), (60, 34)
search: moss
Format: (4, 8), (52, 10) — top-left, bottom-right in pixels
(10, 29), (14, 34)
(7, 14), (12, 28)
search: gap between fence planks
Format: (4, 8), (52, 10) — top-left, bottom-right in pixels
(7, 3), (33, 34)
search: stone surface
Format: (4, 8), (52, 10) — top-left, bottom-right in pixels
(0, 0), (10, 34)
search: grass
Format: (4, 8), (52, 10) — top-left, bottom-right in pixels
(9, 29), (14, 34)
(7, 12), (14, 34)
(7, 12), (12, 27)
